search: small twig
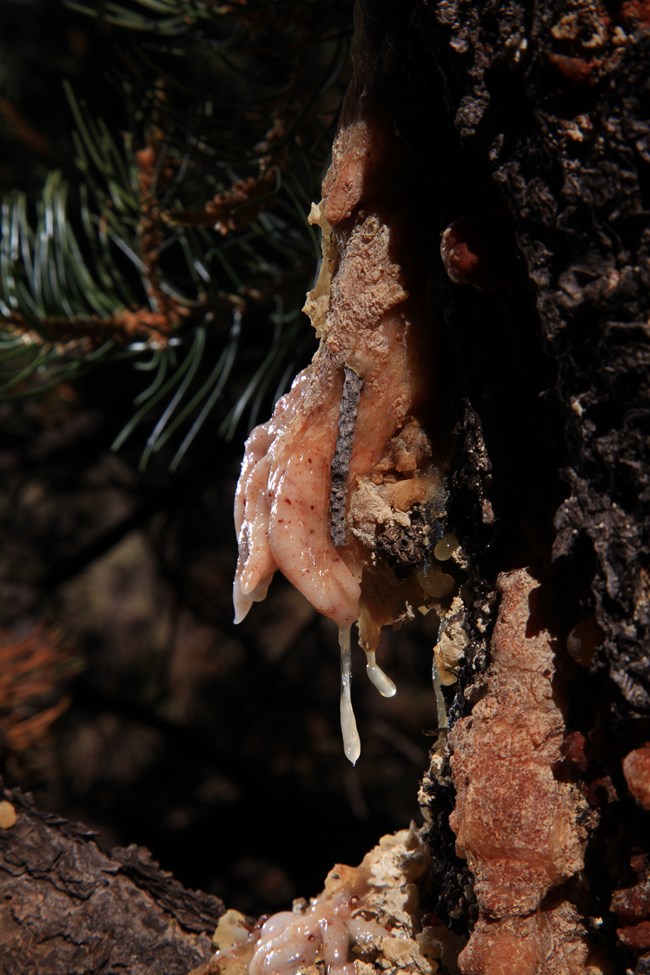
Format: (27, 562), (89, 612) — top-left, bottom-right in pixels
(135, 142), (181, 332)
(2, 305), (202, 349)
(330, 365), (362, 547)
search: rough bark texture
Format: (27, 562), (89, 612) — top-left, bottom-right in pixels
(397, 1), (650, 972)
(0, 779), (223, 975)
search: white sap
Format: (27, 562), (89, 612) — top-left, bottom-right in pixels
(338, 625), (361, 765)
(364, 650), (397, 698)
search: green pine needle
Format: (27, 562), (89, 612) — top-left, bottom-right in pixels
(1, 0), (351, 465)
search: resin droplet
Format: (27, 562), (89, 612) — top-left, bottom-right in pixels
(339, 625), (361, 765)
(431, 653), (449, 731)
(566, 616), (602, 668)
(434, 532), (459, 562)
(417, 567), (455, 598)
(364, 650), (397, 698)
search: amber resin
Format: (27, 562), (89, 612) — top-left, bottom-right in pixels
(233, 63), (446, 760)
(233, 189), (443, 634)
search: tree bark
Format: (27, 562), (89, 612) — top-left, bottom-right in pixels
(399, 1), (650, 971)
(0, 779), (223, 975)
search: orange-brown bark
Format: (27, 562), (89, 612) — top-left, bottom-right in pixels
(448, 569), (596, 974)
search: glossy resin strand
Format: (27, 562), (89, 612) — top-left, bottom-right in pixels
(338, 624), (361, 765)
(364, 650), (397, 698)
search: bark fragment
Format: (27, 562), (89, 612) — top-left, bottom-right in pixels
(330, 366), (364, 548)
(623, 746), (650, 811)
(611, 859), (650, 972)
(448, 569), (593, 974)
(457, 900), (599, 975)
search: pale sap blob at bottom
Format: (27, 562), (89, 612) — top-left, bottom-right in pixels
(338, 625), (397, 765)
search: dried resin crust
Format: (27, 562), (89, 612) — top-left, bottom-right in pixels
(233, 29), (448, 760)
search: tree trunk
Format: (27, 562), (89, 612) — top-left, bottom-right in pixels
(402, 1), (650, 972)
